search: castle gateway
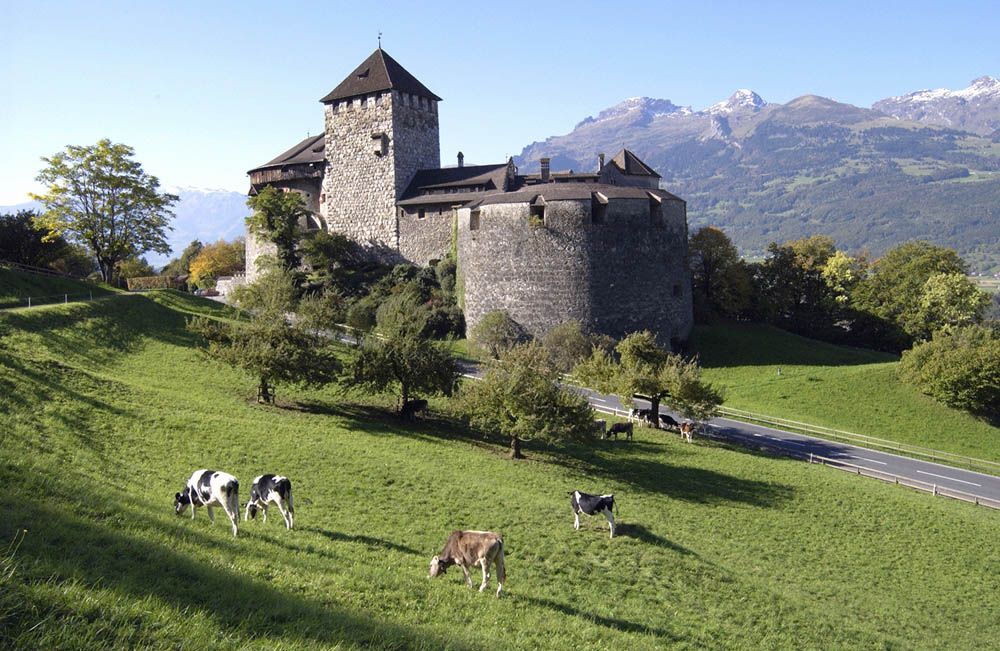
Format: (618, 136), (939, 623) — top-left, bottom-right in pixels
(247, 48), (693, 343)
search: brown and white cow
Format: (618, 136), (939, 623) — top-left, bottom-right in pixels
(429, 530), (506, 597)
(680, 421), (695, 443)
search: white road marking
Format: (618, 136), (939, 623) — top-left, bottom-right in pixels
(852, 457), (887, 465)
(591, 397), (606, 403)
(916, 470), (981, 487)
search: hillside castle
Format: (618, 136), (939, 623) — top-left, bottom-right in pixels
(246, 48), (693, 343)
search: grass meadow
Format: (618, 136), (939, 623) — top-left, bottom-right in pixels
(0, 268), (115, 309)
(691, 323), (1000, 461)
(0, 291), (998, 649)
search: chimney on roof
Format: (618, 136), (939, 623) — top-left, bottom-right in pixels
(457, 151), (465, 168)
(540, 157), (551, 182)
(598, 153), (605, 171)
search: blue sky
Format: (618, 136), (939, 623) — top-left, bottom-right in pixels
(2, 0), (998, 204)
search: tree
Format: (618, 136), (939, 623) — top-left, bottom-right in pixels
(853, 241), (968, 342)
(116, 257), (155, 280)
(821, 250), (867, 305)
(471, 310), (527, 359)
(542, 320), (593, 374)
(899, 325), (1000, 419)
(349, 292), (457, 413)
(0, 210), (73, 268)
(575, 331), (722, 428)
(160, 239), (203, 279)
(458, 341), (595, 459)
(188, 269), (340, 403)
(188, 238), (246, 288)
(755, 237), (838, 336)
(689, 226), (753, 320)
(31, 139), (176, 283)
(246, 186), (305, 273)
(917, 272), (989, 335)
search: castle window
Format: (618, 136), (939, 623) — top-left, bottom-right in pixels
(648, 193), (663, 227)
(470, 209), (481, 231)
(372, 132), (387, 156)
(418, 208), (426, 220)
(530, 204), (545, 225)
(591, 192), (608, 224)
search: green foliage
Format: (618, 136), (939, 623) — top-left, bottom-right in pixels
(899, 325), (1000, 419)
(458, 341), (595, 458)
(754, 236), (838, 334)
(575, 331), (722, 426)
(125, 275), (183, 291)
(853, 240), (968, 342)
(821, 250), (867, 304)
(31, 139), (176, 283)
(159, 239), (203, 280)
(917, 272), (990, 335)
(296, 288), (346, 337)
(349, 292), (457, 410)
(299, 230), (387, 297)
(189, 269), (340, 403)
(245, 186), (305, 273)
(116, 257), (154, 280)
(187, 238), (245, 288)
(0, 210), (74, 269)
(471, 310), (527, 359)
(542, 320), (593, 374)
(688, 226), (753, 321)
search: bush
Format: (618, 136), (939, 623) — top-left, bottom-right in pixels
(471, 310), (527, 359)
(126, 276), (184, 291)
(542, 320), (592, 374)
(898, 325), (1000, 419)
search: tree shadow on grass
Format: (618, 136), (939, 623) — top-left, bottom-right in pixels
(302, 526), (423, 556)
(520, 595), (686, 644)
(0, 494), (480, 650)
(613, 523), (695, 555)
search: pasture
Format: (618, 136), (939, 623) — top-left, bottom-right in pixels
(692, 323), (1000, 461)
(0, 292), (998, 649)
(0, 267), (115, 309)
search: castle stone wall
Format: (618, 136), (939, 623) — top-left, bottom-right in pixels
(398, 206), (456, 264)
(322, 91), (439, 258)
(458, 197), (693, 343)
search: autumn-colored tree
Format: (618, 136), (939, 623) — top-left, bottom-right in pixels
(188, 238), (246, 288)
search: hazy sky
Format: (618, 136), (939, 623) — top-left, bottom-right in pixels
(2, 0), (998, 204)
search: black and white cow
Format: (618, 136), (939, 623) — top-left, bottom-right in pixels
(569, 490), (616, 538)
(244, 474), (295, 530)
(174, 469), (240, 537)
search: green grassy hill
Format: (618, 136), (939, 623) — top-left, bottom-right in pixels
(0, 267), (115, 309)
(691, 323), (1000, 461)
(1, 294), (998, 649)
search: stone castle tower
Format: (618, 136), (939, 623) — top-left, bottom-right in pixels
(319, 49), (441, 252)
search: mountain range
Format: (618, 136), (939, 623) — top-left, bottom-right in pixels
(516, 77), (1000, 274)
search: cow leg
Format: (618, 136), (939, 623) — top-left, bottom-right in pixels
(461, 565), (472, 588)
(274, 498), (292, 530)
(478, 558), (490, 592)
(604, 507), (616, 538)
(244, 500), (253, 522)
(574, 511), (580, 531)
(262, 504), (269, 524)
(207, 506), (215, 524)
(286, 492), (294, 529)
(221, 502), (239, 537)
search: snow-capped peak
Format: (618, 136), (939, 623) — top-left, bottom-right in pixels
(576, 97), (690, 128)
(706, 89), (767, 115)
(882, 76), (1000, 104)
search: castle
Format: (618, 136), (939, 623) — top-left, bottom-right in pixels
(246, 48), (693, 343)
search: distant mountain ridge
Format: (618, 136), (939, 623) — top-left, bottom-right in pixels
(515, 78), (1000, 274)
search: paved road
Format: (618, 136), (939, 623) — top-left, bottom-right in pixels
(569, 384), (1000, 507)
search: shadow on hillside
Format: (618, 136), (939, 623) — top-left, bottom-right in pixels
(614, 523), (695, 555)
(0, 494), (479, 650)
(302, 526), (423, 556)
(520, 595), (685, 643)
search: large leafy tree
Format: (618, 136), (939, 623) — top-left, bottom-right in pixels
(160, 239), (203, 279)
(575, 331), (722, 427)
(471, 310), (527, 359)
(31, 139), (176, 283)
(246, 186), (306, 273)
(349, 292), (457, 413)
(458, 341), (595, 459)
(689, 226), (753, 321)
(0, 210), (73, 268)
(187, 269), (340, 403)
(188, 238), (246, 288)
(755, 236), (838, 336)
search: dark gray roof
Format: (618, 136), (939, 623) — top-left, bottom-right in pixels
(398, 191), (496, 208)
(320, 49), (442, 104)
(609, 149), (661, 178)
(478, 183), (682, 206)
(400, 163), (508, 200)
(248, 134), (325, 173)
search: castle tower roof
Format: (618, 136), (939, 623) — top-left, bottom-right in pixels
(609, 149), (661, 178)
(320, 48), (442, 104)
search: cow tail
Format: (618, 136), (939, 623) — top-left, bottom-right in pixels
(495, 539), (506, 583)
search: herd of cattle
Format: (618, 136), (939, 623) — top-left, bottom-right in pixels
(594, 409), (696, 443)
(173, 412), (688, 597)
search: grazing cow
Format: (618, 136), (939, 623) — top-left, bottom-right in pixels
(569, 490), (616, 538)
(401, 398), (428, 419)
(429, 530), (506, 597)
(629, 408), (655, 427)
(244, 474), (294, 530)
(659, 414), (679, 431)
(593, 419), (607, 437)
(174, 469), (240, 537)
(680, 421), (695, 443)
(606, 421), (633, 441)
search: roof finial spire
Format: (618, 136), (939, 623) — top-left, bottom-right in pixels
(378, 31), (382, 49)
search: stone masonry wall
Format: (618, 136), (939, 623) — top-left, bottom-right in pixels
(398, 206), (456, 265)
(322, 91), (439, 257)
(458, 197), (693, 343)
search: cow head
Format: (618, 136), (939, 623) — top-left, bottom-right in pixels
(429, 555), (447, 577)
(174, 489), (192, 515)
(248, 503), (259, 520)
